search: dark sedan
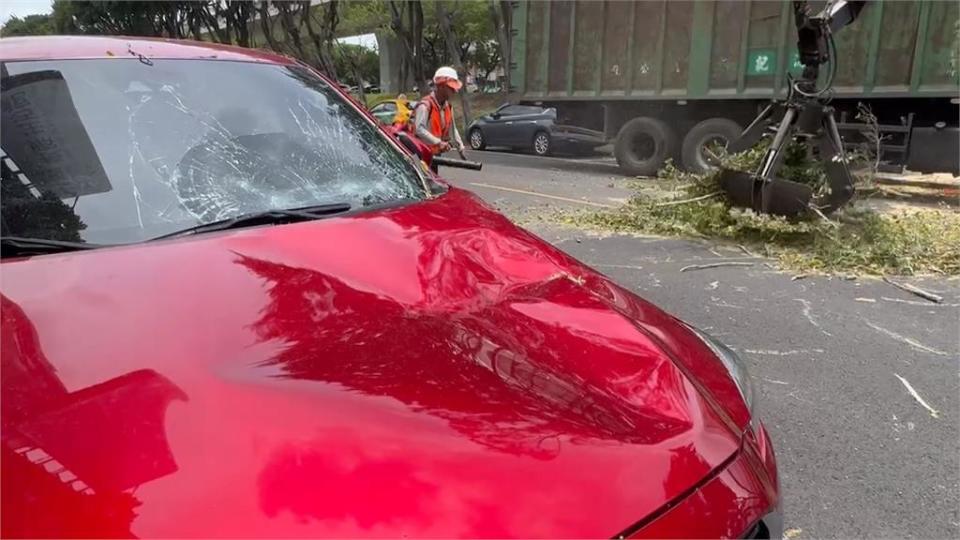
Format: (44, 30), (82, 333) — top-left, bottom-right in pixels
(467, 104), (607, 156)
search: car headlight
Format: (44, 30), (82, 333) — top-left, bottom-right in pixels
(688, 326), (754, 417)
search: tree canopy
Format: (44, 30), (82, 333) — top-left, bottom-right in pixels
(1, 13), (54, 37)
(0, 0), (510, 96)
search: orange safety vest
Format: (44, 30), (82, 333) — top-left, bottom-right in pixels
(421, 94), (454, 154)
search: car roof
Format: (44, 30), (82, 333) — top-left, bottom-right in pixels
(0, 35), (297, 65)
(373, 99), (418, 106)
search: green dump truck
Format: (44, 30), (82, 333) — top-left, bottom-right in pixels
(508, 0), (959, 174)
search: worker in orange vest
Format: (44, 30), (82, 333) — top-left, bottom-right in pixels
(413, 67), (466, 164)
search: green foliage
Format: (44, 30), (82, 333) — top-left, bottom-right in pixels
(335, 43), (380, 86)
(469, 40), (502, 83)
(0, 14), (54, 36)
(434, 0), (492, 46)
(338, 0), (389, 36)
(52, 1), (177, 36)
(566, 196), (960, 276)
(566, 145), (960, 276)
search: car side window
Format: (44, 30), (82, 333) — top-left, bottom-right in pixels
(500, 105), (543, 116)
(373, 102), (396, 113)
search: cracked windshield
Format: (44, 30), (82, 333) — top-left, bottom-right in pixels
(1, 59), (424, 243)
(0, 1), (957, 539)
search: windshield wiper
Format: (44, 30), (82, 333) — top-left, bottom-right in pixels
(1, 236), (104, 258)
(150, 202), (352, 241)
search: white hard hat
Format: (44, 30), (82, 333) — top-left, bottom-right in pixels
(433, 66), (462, 90)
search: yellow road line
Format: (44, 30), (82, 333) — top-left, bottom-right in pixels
(469, 182), (614, 209)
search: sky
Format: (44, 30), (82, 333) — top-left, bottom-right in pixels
(1, 0), (52, 25)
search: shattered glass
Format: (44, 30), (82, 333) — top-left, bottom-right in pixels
(0, 59), (425, 244)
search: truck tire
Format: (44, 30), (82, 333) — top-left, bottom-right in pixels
(614, 117), (677, 176)
(681, 118), (743, 174)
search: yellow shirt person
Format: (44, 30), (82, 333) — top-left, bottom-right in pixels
(393, 94), (412, 127)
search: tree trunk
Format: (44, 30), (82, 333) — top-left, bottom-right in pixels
(436, 1), (471, 127)
(389, 1), (416, 93)
(222, 1), (251, 47)
(233, 1), (251, 47)
(352, 58), (367, 104)
(302, 0), (339, 79)
(198, 1), (229, 44)
(186, 3), (205, 41)
(409, 1), (426, 93)
(276, 2), (310, 63)
(489, 0), (512, 94)
(255, 2), (283, 53)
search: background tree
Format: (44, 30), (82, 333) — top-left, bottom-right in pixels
(254, 0), (285, 52)
(335, 43), (380, 87)
(0, 14), (54, 36)
(488, 0), (512, 93)
(470, 41), (501, 90)
(303, 0), (340, 80)
(3, 0), (511, 101)
(274, 2), (312, 62)
(435, 1), (472, 125)
(388, 0), (427, 93)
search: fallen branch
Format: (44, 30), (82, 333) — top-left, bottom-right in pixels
(654, 191), (721, 207)
(736, 244), (757, 257)
(680, 262), (754, 272)
(808, 204), (839, 228)
(882, 277), (943, 304)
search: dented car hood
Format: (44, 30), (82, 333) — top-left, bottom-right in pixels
(1, 189), (742, 538)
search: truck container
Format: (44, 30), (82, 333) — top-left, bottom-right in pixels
(508, 0), (959, 175)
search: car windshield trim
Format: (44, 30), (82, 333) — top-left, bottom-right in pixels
(0, 235), (104, 258)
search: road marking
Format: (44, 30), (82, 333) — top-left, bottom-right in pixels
(469, 182), (614, 208)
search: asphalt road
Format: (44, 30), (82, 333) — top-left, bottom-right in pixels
(443, 150), (960, 539)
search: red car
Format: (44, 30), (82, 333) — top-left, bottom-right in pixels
(0, 36), (781, 538)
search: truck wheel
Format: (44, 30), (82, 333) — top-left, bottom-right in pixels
(614, 117), (677, 176)
(469, 128), (486, 150)
(681, 118), (743, 174)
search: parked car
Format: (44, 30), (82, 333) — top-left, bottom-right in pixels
(467, 103), (607, 156)
(0, 36), (781, 539)
(368, 98), (418, 125)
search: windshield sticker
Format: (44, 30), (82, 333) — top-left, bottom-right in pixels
(0, 70), (111, 198)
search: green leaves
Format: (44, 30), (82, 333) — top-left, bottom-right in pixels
(568, 147), (959, 276)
